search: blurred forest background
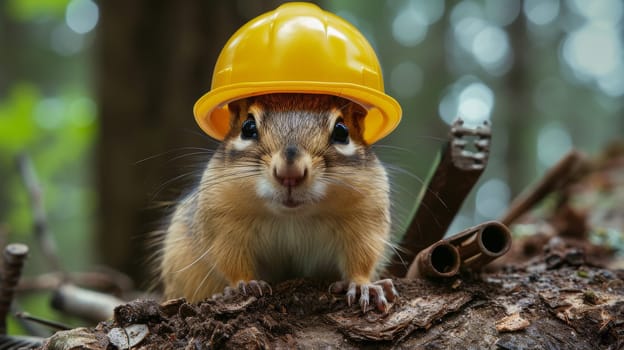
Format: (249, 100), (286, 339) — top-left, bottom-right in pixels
(0, 0), (622, 334)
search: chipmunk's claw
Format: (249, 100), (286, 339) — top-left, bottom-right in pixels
(375, 278), (399, 302)
(237, 279), (272, 297)
(330, 279), (398, 313)
(216, 280), (272, 300)
(247, 280), (272, 296)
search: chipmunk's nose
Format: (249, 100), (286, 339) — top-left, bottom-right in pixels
(274, 145), (308, 187)
(274, 164), (307, 187)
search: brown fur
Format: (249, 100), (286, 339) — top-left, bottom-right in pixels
(159, 93), (391, 302)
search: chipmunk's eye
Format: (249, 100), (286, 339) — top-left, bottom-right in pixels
(331, 118), (349, 144)
(241, 115), (258, 140)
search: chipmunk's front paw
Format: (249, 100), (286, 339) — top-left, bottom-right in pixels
(213, 280), (272, 300)
(329, 278), (398, 313)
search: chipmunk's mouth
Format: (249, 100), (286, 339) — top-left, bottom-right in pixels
(255, 176), (325, 212)
(282, 198), (302, 208)
(282, 190), (303, 208)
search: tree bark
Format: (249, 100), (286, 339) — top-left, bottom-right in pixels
(38, 263), (624, 349)
(95, 0), (284, 285)
(504, 10), (534, 196)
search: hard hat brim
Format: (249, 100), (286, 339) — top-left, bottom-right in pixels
(194, 81), (402, 144)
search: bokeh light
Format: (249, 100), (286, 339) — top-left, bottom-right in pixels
(523, 0), (560, 26)
(453, 16), (486, 53)
(450, 1), (512, 75)
(562, 24), (623, 95)
(439, 76), (495, 126)
(34, 97), (65, 129)
(458, 82), (494, 124)
(471, 24), (511, 73)
(451, 1), (483, 25)
(391, 0), (445, 47)
(568, 0), (623, 22)
(392, 7), (428, 47)
(560, 0), (624, 96)
(563, 25), (621, 78)
(597, 66), (624, 97)
(65, 0), (99, 34)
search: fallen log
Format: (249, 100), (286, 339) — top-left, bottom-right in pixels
(37, 260), (623, 349)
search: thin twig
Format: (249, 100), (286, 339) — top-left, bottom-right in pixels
(15, 154), (63, 272)
(17, 269), (134, 296)
(500, 150), (586, 226)
(14, 311), (70, 331)
(9, 303), (50, 338)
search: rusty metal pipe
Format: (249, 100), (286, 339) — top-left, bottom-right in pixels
(450, 221), (512, 263)
(406, 241), (461, 279)
(407, 221), (512, 279)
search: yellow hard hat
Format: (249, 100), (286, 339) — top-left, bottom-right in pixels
(193, 2), (401, 144)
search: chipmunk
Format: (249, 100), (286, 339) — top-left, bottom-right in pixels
(159, 93), (398, 312)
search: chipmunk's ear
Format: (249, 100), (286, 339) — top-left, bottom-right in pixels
(344, 101), (368, 144)
(227, 99), (246, 119)
(226, 98), (251, 138)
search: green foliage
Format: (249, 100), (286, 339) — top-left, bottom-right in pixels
(5, 0), (70, 20)
(0, 82), (96, 265)
(0, 84), (39, 153)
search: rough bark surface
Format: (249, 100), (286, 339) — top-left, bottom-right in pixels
(39, 264), (623, 349)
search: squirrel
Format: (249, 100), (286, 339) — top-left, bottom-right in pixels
(158, 93), (398, 312)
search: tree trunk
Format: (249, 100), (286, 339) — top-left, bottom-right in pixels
(95, 0), (283, 286)
(504, 8), (534, 196)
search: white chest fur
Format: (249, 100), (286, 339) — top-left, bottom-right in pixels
(250, 215), (344, 282)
